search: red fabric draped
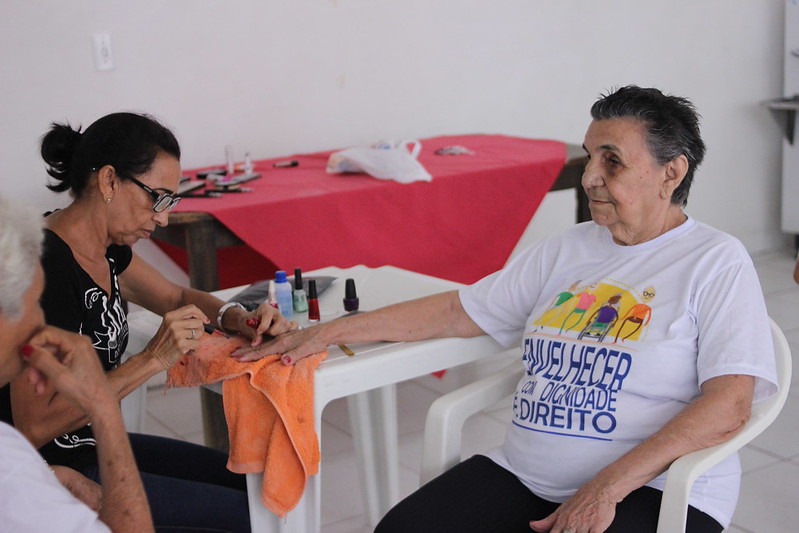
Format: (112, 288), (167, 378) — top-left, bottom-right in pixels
(157, 134), (567, 289)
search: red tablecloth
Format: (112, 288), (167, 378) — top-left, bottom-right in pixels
(159, 134), (566, 288)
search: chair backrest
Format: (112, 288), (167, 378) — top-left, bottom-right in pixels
(656, 317), (792, 532)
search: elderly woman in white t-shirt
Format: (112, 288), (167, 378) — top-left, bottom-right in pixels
(232, 86), (779, 533)
(0, 196), (153, 532)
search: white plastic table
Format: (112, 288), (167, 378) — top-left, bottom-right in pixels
(126, 265), (505, 532)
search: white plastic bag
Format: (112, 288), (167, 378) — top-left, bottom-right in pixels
(326, 140), (432, 183)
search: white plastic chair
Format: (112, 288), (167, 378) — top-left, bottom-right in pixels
(420, 317), (792, 533)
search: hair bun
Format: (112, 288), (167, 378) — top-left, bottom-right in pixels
(41, 122), (83, 193)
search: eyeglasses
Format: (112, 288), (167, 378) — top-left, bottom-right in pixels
(126, 175), (181, 213)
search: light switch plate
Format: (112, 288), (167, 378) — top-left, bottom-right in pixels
(92, 33), (115, 71)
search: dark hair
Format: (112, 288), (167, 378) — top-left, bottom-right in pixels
(41, 112), (181, 196)
(590, 86), (705, 207)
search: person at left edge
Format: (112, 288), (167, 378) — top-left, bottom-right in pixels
(0, 194), (153, 532)
(0, 112), (296, 532)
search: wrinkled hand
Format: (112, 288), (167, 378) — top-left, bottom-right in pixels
(144, 305), (209, 369)
(231, 323), (329, 365)
(22, 326), (116, 416)
(52, 465), (102, 511)
(529, 480), (617, 533)
(236, 303), (297, 346)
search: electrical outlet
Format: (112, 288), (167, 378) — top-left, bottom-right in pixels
(92, 33), (115, 71)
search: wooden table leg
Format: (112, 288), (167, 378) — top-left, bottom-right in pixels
(184, 219), (221, 293)
(550, 150), (590, 224)
(575, 185), (591, 223)
(154, 214), (244, 452)
(201, 388), (230, 452)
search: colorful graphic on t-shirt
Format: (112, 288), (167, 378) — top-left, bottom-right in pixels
(613, 286), (655, 343)
(535, 280), (654, 343)
(514, 280), (655, 441)
(576, 293), (622, 342)
(533, 280), (581, 331)
(557, 282), (599, 334)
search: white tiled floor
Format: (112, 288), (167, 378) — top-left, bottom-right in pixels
(142, 249), (799, 533)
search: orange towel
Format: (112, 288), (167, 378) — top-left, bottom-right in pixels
(166, 333), (327, 516)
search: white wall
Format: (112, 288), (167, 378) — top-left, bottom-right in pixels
(0, 0), (787, 262)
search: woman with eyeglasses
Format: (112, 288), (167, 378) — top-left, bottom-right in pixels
(0, 112), (295, 533)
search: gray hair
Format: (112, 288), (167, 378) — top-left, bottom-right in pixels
(0, 196), (43, 318)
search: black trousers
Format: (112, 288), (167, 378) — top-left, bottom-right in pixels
(83, 433), (249, 533)
(375, 455), (723, 533)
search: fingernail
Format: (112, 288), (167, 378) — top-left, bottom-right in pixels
(282, 356), (292, 365)
(20, 344), (34, 357)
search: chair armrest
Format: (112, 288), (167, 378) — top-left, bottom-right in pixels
(420, 363), (523, 485)
(657, 432), (755, 532)
(657, 398), (790, 532)
(658, 317), (792, 532)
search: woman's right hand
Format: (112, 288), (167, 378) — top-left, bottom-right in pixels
(143, 305), (209, 369)
(23, 326), (114, 406)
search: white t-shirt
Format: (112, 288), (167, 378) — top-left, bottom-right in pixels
(0, 422), (110, 532)
(459, 218), (778, 528)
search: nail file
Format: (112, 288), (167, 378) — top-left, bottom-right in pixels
(338, 344), (355, 356)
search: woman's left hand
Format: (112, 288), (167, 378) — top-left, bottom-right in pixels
(237, 303), (297, 345)
(529, 479), (617, 533)
(232, 322), (331, 364)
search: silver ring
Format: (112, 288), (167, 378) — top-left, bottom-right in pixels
(189, 328), (196, 340)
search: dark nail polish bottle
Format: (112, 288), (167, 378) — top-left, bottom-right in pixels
(343, 278), (359, 312)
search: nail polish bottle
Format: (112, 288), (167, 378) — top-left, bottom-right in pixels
(225, 145), (235, 177)
(343, 278), (359, 312)
(293, 268), (308, 313)
(267, 280), (279, 309)
(274, 270), (294, 319)
(243, 152), (254, 175)
(307, 280), (320, 322)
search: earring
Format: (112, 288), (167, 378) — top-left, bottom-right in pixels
(105, 197), (112, 203)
